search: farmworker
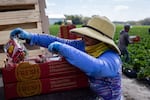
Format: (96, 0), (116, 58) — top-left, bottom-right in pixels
(10, 16), (122, 100)
(118, 24), (132, 62)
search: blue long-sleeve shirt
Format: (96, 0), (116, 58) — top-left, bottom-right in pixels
(30, 34), (122, 100)
(30, 34), (121, 78)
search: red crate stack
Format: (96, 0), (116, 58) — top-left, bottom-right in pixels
(4, 74), (88, 99)
(58, 24), (80, 39)
(2, 57), (89, 100)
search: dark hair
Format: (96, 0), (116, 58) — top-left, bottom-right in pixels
(124, 24), (130, 29)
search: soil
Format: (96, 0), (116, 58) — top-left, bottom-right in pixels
(122, 74), (150, 100)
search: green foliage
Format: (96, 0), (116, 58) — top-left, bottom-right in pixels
(137, 66), (150, 79)
(54, 21), (63, 25)
(49, 25), (82, 36)
(114, 25), (123, 44)
(65, 15), (84, 25)
(64, 14), (150, 25)
(49, 25), (60, 36)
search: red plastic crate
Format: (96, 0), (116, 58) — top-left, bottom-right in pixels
(2, 58), (84, 83)
(4, 74), (89, 100)
(59, 24), (79, 39)
(129, 35), (140, 43)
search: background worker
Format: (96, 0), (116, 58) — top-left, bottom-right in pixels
(10, 16), (122, 100)
(118, 24), (131, 62)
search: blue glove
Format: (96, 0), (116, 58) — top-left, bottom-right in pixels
(48, 41), (62, 52)
(10, 28), (32, 40)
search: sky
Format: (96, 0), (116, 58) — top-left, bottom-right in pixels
(45, 0), (150, 22)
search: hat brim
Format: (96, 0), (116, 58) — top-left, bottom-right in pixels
(70, 27), (121, 54)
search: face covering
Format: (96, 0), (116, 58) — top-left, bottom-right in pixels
(85, 42), (109, 57)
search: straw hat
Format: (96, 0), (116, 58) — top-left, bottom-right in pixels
(70, 16), (120, 54)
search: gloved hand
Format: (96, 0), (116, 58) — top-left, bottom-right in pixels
(10, 28), (32, 40)
(48, 41), (62, 52)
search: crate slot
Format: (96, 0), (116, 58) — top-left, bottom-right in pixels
(0, 22), (38, 31)
(0, 4), (35, 12)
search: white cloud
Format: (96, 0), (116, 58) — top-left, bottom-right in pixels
(45, 0), (149, 21)
(114, 5), (129, 12)
(48, 14), (65, 19)
(81, 5), (88, 9)
(48, 3), (56, 6)
(79, 0), (95, 3)
(87, 0), (95, 2)
(45, 0), (56, 7)
(79, 0), (84, 3)
(113, 0), (135, 2)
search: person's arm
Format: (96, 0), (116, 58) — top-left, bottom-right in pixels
(10, 28), (85, 51)
(49, 42), (122, 78)
(30, 34), (85, 51)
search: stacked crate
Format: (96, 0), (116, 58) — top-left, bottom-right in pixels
(2, 57), (89, 100)
(58, 24), (81, 39)
(0, 0), (49, 67)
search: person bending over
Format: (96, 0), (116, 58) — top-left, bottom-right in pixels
(10, 16), (122, 100)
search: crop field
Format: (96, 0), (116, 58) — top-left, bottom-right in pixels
(116, 25), (150, 84)
(49, 24), (150, 84)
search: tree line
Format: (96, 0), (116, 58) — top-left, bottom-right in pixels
(114, 18), (150, 25)
(54, 15), (150, 25)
